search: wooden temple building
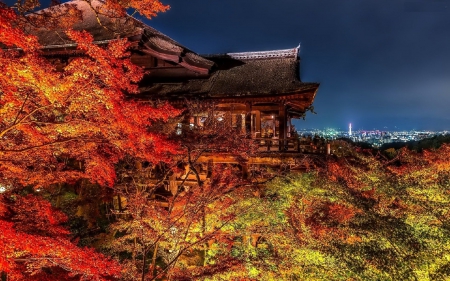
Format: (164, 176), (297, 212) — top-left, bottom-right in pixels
(138, 47), (319, 152)
(30, 0), (320, 180)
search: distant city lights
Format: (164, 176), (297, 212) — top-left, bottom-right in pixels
(297, 126), (449, 147)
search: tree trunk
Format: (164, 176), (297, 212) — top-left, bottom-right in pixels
(150, 242), (159, 279)
(55, 183), (63, 208)
(141, 247), (146, 281)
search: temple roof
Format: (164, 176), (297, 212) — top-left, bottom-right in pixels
(29, 0), (214, 73)
(139, 47), (319, 109)
(22, 1), (318, 110)
(208, 46), (300, 60)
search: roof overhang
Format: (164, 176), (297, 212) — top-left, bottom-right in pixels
(17, 0), (215, 75)
(139, 84), (319, 113)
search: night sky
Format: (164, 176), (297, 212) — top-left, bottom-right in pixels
(139, 0), (450, 131)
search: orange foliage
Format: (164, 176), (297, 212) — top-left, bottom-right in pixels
(290, 199), (360, 242)
(1, 0), (174, 279)
(102, 0), (170, 18)
(0, 2), (179, 188)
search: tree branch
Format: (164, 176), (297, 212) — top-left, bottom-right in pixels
(1, 138), (106, 153)
(0, 104), (53, 139)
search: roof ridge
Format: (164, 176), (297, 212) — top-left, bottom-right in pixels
(204, 46), (300, 60)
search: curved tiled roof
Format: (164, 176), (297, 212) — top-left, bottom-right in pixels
(216, 46), (300, 60)
(28, 0), (213, 73)
(139, 48), (319, 110)
(21, 1), (318, 109)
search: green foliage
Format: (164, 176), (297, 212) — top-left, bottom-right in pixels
(201, 145), (450, 280)
(200, 174), (349, 280)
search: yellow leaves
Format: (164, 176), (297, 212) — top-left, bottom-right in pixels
(247, 266), (260, 278)
(297, 248), (327, 264)
(345, 235), (362, 244)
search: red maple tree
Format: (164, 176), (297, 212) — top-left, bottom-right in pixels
(1, 1), (177, 279)
(0, 193), (122, 280)
(0, 0), (178, 189)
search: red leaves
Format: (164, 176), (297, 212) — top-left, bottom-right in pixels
(0, 194), (122, 280)
(0, 6), (41, 52)
(0, 222), (122, 280)
(0, 18), (180, 189)
(9, 195), (70, 237)
(289, 199), (360, 243)
(0, 0), (181, 279)
(326, 202), (359, 224)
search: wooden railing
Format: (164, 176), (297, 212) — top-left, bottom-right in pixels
(254, 137), (327, 154)
(254, 137), (299, 152)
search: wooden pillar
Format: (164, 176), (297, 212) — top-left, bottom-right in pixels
(207, 159), (213, 179)
(241, 163), (249, 179)
(255, 111), (261, 138)
(279, 103), (287, 151)
(287, 117), (292, 137)
(245, 103), (252, 136)
(169, 175), (178, 196)
(272, 115), (276, 137)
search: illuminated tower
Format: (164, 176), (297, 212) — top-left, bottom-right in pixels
(349, 123), (352, 136)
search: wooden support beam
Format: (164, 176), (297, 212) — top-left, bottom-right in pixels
(197, 155), (239, 163)
(207, 160), (213, 179)
(279, 103), (287, 151)
(245, 103), (252, 135)
(251, 105), (279, 112)
(169, 175), (178, 196)
(241, 163), (249, 179)
(255, 110), (261, 138)
(287, 117), (292, 137)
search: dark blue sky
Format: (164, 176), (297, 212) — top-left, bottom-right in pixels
(142, 0), (450, 131)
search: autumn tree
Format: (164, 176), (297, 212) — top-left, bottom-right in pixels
(1, 0), (177, 279)
(93, 101), (265, 280)
(0, 191), (123, 280)
(290, 144), (450, 280)
(102, 162), (247, 280)
(0, 0), (175, 188)
(184, 143), (450, 281)
(194, 174), (350, 281)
